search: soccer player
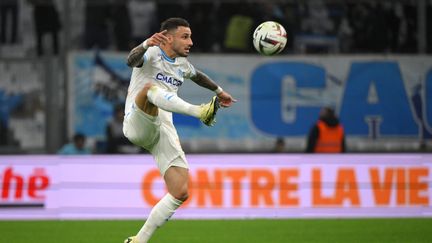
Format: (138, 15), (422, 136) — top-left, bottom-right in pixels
(122, 17), (236, 243)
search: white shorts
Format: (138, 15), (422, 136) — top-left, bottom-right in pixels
(123, 102), (189, 176)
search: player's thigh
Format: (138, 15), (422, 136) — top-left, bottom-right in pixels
(123, 103), (160, 149)
(152, 121), (189, 175)
(135, 83), (158, 116)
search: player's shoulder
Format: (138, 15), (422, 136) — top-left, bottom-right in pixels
(146, 46), (160, 56)
(142, 46), (163, 64)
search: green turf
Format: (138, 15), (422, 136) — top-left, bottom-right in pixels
(0, 218), (431, 243)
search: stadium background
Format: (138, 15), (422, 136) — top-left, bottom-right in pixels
(1, 0), (432, 242)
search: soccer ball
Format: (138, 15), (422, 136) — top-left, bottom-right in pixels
(253, 21), (287, 56)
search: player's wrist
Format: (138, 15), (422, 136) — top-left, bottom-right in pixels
(142, 39), (149, 50)
(214, 86), (223, 95)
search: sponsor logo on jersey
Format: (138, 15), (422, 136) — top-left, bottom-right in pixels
(155, 73), (183, 87)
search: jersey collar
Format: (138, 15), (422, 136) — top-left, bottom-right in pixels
(159, 47), (176, 63)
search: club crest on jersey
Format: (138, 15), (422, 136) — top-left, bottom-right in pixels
(156, 72), (183, 87)
(177, 69), (184, 77)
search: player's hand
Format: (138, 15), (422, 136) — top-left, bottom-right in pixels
(145, 30), (168, 47)
(217, 91), (237, 108)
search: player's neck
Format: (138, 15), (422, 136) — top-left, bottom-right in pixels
(160, 45), (177, 59)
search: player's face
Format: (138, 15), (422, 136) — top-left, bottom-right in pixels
(169, 26), (193, 57)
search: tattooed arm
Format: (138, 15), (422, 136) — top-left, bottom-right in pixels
(126, 45), (146, 67)
(126, 30), (168, 68)
(190, 70), (219, 91)
(190, 70), (237, 107)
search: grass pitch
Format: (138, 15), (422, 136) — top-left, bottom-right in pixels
(1, 218), (431, 243)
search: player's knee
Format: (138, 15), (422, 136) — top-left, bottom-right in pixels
(143, 82), (154, 93)
(137, 83), (154, 99)
(173, 187), (189, 202)
(177, 192), (189, 202)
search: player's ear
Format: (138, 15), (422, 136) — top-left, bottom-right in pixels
(167, 34), (174, 43)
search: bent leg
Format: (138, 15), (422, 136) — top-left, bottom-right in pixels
(146, 84), (202, 118)
(138, 83), (220, 126)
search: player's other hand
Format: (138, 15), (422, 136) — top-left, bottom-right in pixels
(146, 30), (168, 47)
(217, 91), (237, 108)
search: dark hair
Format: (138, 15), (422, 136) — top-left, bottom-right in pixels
(319, 107), (337, 120)
(160, 17), (190, 32)
(73, 133), (86, 142)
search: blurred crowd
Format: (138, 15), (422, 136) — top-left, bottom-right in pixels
(0, 0), (430, 56)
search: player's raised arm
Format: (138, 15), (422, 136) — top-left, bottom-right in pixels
(190, 70), (237, 107)
(126, 30), (168, 67)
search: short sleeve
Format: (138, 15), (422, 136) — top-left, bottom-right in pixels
(183, 61), (197, 79)
(142, 46), (158, 65)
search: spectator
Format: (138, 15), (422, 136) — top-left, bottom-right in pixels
(367, 3), (390, 52)
(337, 15), (353, 53)
(301, 0), (334, 35)
(128, 0), (157, 48)
(84, 0), (110, 50)
(111, 0), (132, 51)
(349, 2), (371, 52)
(306, 107), (346, 153)
(58, 133), (92, 155)
(28, 0), (61, 56)
(297, 0), (337, 53)
(280, 3), (298, 52)
(0, 120), (7, 145)
(273, 137), (285, 153)
(106, 104), (134, 154)
(0, 0), (18, 44)
(427, 2), (432, 53)
(398, 2), (418, 53)
(223, 3), (254, 52)
(188, 2), (215, 52)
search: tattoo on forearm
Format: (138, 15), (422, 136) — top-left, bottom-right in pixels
(191, 70), (218, 91)
(127, 45), (146, 67)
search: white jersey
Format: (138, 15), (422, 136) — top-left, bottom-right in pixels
(125, 46), (196, 118)
(123, 46), (194, 174)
